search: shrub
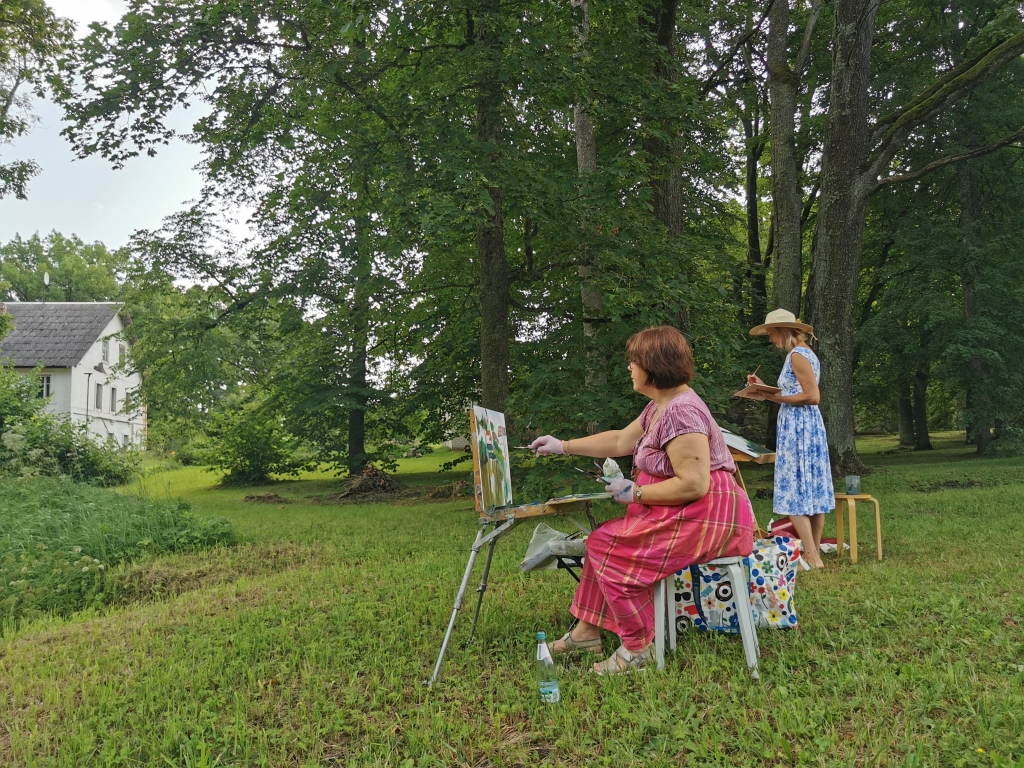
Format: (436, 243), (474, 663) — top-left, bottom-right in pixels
(205, 395), (313, 485)
(0, 476), (236, 628)
(0, 414), (140, 485)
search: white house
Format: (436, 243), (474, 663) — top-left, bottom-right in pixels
(0, 302), (146, 447)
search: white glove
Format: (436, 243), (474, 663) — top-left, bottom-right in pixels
(605, 477), (635, 505)
(529, 435), (564, 456)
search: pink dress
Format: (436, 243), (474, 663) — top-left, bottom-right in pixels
(570, 389), (756, 651)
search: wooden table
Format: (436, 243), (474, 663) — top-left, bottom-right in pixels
(834, 493), (883, 564)
(728, 446), (776, 496)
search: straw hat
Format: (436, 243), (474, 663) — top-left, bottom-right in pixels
(749, 308), (813, 336)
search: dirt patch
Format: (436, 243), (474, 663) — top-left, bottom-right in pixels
(104, 542), (327, 606)
(243, 493), (292, 504)
(427, 480), (470, 499)
(753, 488), (774, 500)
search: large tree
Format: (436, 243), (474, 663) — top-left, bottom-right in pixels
(803, 0), (1024, 471)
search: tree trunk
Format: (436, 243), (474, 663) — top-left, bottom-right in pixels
(765, 400), (780, 451)
(643, 0), (684, 237)
(475, 2), (510, 413)
(767, 0), (803, 315)
(912, 365), (932, 451)
(573, 0), (606, 394)
(742, 110), (767, 324)
(957, 160), (991, 455)
(897, 386), (915, 447)
(348, 206), (372, 472)
(805, 0), (880, 475)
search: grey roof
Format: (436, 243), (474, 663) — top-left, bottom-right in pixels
(0, 302), (122, 368)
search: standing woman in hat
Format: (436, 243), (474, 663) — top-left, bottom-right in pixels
(748, 309), (834, 568)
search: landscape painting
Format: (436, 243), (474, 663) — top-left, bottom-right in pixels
(471, 406), (513, 511)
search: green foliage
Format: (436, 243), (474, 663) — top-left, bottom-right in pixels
(0, 231), (128, 301)
(204, 394), (313, 485)
(46, 0), (1024, 473)
(0, 360), (45, 431)
(0, 362), (139, 486)
(0, 476), (236, 628)
(0, 414), (141, 486)
(0, 0), (72, 199)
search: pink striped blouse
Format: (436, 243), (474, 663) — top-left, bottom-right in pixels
(633, 389), (735, 478)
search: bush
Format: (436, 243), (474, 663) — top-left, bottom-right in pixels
(205, 395), (313, 485)
(0, 414), (140, 486)
(0, 476), (236, 628)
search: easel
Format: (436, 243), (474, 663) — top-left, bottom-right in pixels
(427, 495), (603, 686)
(427, 407), (607, 686)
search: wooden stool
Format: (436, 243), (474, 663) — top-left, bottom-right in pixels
(833, 494), (882, 564)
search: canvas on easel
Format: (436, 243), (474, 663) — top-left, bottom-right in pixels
(429, 407), (610, 686)
(470, 405), (513, 512)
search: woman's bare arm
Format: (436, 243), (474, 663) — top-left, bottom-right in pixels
(764, 351), (820, 405)
(562, 417), (645, 458)
(633, 432), (711, 505)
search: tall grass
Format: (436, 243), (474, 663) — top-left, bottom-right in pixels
(0, 476), (236, 627)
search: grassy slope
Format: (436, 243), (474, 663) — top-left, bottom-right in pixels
(1, 435), (1023, 767)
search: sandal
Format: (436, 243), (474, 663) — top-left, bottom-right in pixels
(550, 630), (603, 656)
(593, 644), (653, 676)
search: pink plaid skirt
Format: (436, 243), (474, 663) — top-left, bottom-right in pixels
(570, 469), (755, 650)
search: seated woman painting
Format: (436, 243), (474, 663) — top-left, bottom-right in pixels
(529, 326), (755, 674)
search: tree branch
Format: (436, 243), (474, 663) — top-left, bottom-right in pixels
(699, 0), (775, 97)
(865, 29), (1024, 181)
(800, 178), (820, 225)
(871, 125), (1024, 193)
(794, 0), (822, 75)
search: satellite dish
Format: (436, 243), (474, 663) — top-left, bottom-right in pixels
(43, 272), (50, 287)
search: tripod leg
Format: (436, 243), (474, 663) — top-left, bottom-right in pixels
(464, 537), (498, 648)
(427, 528), (485, 687)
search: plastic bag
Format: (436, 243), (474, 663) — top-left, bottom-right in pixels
(519, 523), (583, 572)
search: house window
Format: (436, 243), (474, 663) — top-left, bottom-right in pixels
(102, 339), (109, 363)
(39, 375), (51, 398)
(123, 434), (130, 448)
(111, 387), (118, 413)
(119, 343), (126, 364)
(95, 382), (103, 410)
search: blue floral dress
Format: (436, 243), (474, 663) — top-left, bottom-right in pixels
(774, 347), (834, 516)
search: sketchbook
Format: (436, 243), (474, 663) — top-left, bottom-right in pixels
(732, 383), (781, 400)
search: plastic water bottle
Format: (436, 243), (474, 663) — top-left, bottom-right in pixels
(535, 631), (561, 704)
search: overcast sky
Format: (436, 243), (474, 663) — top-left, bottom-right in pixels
(0, 0), (205, 250)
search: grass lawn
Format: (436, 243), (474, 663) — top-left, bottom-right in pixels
(2, 434), (1023, 767)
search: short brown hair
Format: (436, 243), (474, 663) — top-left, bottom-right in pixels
(626, 326), (694, 389)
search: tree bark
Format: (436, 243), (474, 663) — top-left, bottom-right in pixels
(475, 2), (510, 413)
(912, 364), (932, 451)
(573, 0), (606, 394)
(742, 107), (767, 324)
(804, 0), (880, 475)
(766, 0), (804, 315)
(347, 207), (372, 472)
(957, 159), (991, 455)
(897, 386), (915, 447)
(643, 0), (684, 237)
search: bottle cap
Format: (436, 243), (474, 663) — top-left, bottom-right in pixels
(537, 631), (546, 641)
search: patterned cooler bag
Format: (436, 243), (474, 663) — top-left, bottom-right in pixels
(673, 536), (803, 633)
